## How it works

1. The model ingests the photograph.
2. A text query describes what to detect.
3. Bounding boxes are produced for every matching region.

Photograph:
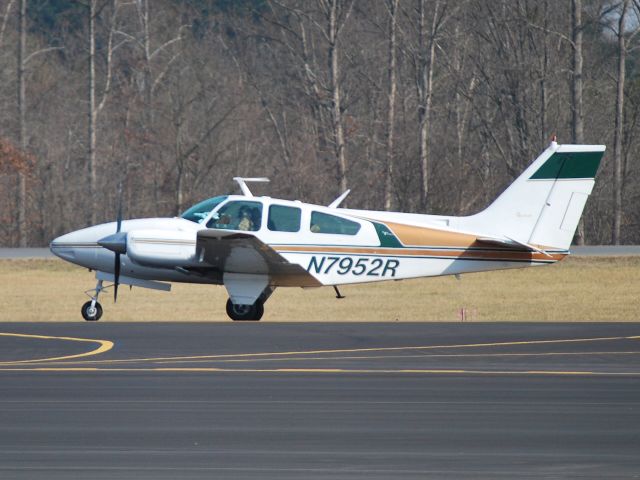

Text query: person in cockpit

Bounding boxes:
[237,206,254,231]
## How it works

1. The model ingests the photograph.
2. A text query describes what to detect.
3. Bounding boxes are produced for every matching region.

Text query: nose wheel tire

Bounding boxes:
[226,298,264,321]
[81,301,103,321]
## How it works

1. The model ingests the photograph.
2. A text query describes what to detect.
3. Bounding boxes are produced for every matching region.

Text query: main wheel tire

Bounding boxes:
[255,301,264,320]
[81,300,103,321]
[226,298,263,321]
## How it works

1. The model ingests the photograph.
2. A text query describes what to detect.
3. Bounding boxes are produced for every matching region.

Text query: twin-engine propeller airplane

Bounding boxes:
[51,140,605,321]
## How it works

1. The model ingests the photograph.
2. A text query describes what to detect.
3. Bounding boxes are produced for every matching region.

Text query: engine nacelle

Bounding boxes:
[127,229,198,267]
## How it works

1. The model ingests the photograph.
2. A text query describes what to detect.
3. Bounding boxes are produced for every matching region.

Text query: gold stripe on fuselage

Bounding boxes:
[273,245,565,263]
[382,220,479,248]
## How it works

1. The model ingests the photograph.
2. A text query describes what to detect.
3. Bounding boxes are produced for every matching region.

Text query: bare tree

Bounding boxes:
[414,0,445,211]
[87,0,129,224]
[446,20,478,213]
[612,0,630,244]
[571,0,585,147]
[572,0,586,244]
[320,0,354,195]
[16,0,26,246]
[0,0,16,49]
[383,0,398,210]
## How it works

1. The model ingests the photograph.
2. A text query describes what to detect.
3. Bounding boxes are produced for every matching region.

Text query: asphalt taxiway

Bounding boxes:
[0,322,639,479]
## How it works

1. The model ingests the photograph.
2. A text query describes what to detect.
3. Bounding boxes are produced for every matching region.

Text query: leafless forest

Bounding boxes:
[0,0,638,247]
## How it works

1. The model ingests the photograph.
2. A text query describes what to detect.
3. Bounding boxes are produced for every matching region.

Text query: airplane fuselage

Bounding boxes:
[51,196,562,288]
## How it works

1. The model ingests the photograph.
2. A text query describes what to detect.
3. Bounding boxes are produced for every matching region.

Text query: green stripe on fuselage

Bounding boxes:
[530,151,603,180]
[373,222,403,248]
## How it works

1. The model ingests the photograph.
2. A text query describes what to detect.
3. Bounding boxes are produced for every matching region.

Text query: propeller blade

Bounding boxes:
[113,182,124,303]
[114,252,120,303]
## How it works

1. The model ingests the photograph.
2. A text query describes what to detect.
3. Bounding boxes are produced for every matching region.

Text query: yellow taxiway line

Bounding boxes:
[0,367,638,376]
[36,334,639,366]
[0,332,638,376]
[0,332,114,365]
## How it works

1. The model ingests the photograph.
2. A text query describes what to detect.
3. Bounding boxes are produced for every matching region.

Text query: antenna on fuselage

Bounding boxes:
[233,177,270,197]
[328,189,350,208]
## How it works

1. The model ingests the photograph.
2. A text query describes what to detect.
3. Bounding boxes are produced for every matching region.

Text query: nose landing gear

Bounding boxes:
[81,300,103,321]
[81,279,105,321]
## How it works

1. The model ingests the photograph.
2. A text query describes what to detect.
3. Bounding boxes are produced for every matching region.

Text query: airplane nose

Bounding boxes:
[49,224,110,265]
[50,231,81,261]
[49,230,91,262]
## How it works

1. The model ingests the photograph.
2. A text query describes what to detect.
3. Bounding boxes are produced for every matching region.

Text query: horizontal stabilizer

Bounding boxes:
[476,236,553,257]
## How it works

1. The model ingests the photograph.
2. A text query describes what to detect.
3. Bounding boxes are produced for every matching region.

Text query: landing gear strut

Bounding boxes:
[81,279,104,321]
[226,298,264,321]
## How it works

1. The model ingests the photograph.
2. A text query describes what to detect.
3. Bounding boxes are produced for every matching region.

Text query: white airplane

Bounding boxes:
[51,139,605,321]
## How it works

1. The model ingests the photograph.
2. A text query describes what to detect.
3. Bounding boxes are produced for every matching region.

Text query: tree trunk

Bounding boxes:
[571,0,584,145]
[572,0,586,245]
[298,17,327,158]
[418,0,439,211]
[16,0,27,246]
[175,121,184,215]
[384,0,398,211]
[612,0,628,245]
[539,0,550,146]
[0,0,16,48]
[88,0,98,225]
[140,0,158,209]
[325,0,349,195]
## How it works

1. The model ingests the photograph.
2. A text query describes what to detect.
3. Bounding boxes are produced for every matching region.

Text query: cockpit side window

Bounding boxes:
[310,211,361,235]
[268,205,301,232]
[207,201,263,231]
[181,196,228,224]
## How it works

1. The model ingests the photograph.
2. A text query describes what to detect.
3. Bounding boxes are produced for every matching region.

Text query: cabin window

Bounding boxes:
[268,205,301,232]
[310,211,361,235]
[207,201,262,231]
[181,196,228,224]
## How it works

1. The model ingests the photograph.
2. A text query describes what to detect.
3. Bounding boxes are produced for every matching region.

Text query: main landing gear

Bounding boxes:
[225,298,264,321]
[225,288,272,321]
[81,279,105,321]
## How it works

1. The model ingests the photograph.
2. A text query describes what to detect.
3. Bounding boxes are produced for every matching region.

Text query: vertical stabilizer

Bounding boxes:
[464,141,605,250]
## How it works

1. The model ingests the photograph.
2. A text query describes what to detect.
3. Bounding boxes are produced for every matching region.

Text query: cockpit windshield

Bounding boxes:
[181,196,228,223]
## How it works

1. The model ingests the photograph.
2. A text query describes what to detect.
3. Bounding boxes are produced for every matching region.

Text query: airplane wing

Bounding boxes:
[195,229,322,287]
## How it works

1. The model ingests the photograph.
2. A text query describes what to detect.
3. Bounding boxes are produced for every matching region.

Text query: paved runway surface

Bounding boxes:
[0,322,639,479]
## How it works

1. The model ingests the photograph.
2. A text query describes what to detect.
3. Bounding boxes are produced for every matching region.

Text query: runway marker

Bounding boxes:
[0,333,113,365]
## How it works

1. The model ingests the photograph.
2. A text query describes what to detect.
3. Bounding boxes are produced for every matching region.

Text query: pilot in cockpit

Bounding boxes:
[237,206,254,231]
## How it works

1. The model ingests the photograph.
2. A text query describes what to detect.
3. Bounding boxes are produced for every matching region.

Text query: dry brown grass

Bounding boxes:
[0,256,638,321]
